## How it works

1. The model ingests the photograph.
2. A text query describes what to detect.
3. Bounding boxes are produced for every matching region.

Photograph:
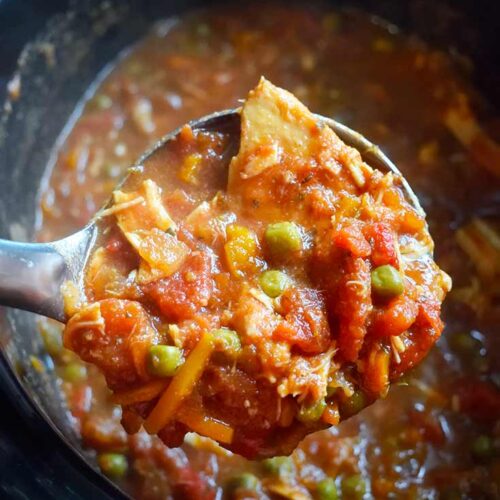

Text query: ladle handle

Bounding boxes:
[0,239,66,321]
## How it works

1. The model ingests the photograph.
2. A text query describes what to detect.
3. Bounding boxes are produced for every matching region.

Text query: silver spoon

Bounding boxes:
[0,110,422,322]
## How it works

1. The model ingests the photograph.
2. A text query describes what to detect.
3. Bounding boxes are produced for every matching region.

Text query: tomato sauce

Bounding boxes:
[37,5,499,499]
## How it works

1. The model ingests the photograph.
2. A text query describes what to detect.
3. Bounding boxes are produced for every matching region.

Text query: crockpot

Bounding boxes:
[0,0,498,497]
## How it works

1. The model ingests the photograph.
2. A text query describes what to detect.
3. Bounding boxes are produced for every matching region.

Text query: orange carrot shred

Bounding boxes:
[178,400,234,444]
[322,402,340,426]
[364,348,390,395]
[144,333,214,434]
[111,379,169,406]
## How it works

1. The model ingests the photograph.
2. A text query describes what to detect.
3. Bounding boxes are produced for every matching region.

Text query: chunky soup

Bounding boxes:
[61,78,449,460]
[35,4,499,499]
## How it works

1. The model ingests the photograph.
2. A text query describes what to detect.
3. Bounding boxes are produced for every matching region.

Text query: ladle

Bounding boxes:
[0,109,422,322]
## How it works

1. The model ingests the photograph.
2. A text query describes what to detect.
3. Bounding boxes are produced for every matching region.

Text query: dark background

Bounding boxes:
[0,1,65,102]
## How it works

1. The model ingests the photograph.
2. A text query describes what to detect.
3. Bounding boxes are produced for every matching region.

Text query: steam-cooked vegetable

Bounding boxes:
[212,328,242,356]
[225,224,261,277]
[371,265,404,298]
[147,345,184,378]
[62,79,448,461]
[341,474,366,500]
[144,333,215,434]
[177,399,234,444]
[98,453,128,478]
[259,270,290,298]
[39,4,497,497]
[297,398,327,423]
[316,478,338,500]
[265,222,303,256]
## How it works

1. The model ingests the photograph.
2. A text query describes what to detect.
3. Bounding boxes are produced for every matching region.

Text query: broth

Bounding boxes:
[37,4,499,499]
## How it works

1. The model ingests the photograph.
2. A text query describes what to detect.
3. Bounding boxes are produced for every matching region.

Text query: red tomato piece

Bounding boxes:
[144,251,214,321]
[332,220,371,257]
[369,295,419,339]
[64,299,157,390]
[336,257,372,361]
[364,222,399,267]
[390,301,444,376]
[273,288,331,354]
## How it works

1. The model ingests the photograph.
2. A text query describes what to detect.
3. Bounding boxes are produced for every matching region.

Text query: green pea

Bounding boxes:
[226,473,259,493]
[341,474,366,500]
[297,398,327,423]
[340,391,366,418]
[95,94,112,110]
[259,270,290,298]
[316,477,338,500]
[40,321,63,357]
[212,328,242,357]
[62,363,87,383]
[261,456,293,477]
[265,222,303,256]
[98,453,128,478]
[371,265,404,298]
[471,435,492,460]
[147,345,184,378]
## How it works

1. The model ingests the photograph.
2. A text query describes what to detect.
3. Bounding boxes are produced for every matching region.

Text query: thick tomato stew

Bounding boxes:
[35,5,499,499]
[62,78,450,459]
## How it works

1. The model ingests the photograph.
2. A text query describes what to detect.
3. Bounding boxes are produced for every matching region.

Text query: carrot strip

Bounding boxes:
[322,402,340,426]
[144,333,214,434]
[178,402,234,444]
[364,348,390,395]
[111,379,168,406]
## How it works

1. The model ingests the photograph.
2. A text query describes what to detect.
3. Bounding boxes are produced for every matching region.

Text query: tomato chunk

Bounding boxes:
[336,257,372,361]
[390,302,444,376]
[332,220,371,257]
[273,288,331,354]
[369,295,419,339]
[64,299,158,390]
[145,251,214,321]
[364,222,399,268]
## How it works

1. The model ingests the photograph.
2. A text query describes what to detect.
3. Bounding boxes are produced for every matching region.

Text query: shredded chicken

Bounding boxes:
[99,196,145,217]
[278,349,334,403]
[228,77,372,188]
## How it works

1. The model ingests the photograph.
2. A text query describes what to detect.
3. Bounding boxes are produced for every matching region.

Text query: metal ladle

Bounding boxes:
[0,110,422,322]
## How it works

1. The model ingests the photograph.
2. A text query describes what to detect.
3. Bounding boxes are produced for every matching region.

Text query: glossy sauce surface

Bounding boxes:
[37,5,499,499]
